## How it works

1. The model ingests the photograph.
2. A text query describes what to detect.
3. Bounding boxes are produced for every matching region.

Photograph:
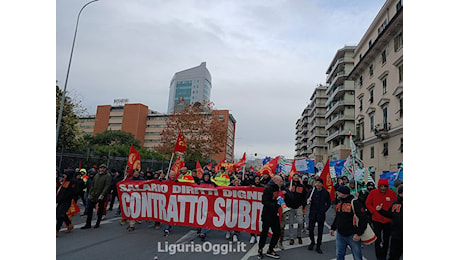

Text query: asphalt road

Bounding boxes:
[56,202,394,260]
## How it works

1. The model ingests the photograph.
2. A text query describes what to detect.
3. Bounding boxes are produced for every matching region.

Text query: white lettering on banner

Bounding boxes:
[130,192,141,218]
[197,196,208,225]
[225,199,238,228]
[238,200,251,229]
[167,195,179,222]
[119,183,168,192]
[178,195,198,223]
[213,198,225,227]
[222,190,263,200]
[251,201,263,231]
[172,185,219,196]
[121,193,131,217]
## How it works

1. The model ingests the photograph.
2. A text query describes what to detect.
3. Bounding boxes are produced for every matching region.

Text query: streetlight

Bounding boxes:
[56,0,100,149]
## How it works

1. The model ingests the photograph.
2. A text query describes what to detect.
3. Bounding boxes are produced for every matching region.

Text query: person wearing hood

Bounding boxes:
[376,185,403,260]
[197,171,217,241]
[365,178,397,260]
[258,175,284,259]
[56,169,77,236]
[81,164,112,230]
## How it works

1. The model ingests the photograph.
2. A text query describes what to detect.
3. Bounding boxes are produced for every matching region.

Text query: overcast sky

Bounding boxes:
[56,0,386,160]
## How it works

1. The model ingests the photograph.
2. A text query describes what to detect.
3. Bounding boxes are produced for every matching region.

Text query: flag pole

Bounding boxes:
[166,152,175,179]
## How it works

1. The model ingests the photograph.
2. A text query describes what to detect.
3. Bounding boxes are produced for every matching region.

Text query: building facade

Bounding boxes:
[325,46,356,160]
[77,102,236,162]
[305,85,328,163]
[348,0,403,175]
[167,62,212,114]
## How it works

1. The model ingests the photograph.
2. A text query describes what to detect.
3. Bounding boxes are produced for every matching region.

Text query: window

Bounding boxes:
[369,64,374,77]
[398,64,403,83]
[383,142,389,156]
[394,32,403,52]
[370,146,375,159]
[368,39,373,48]
[369,89,374,104]
[399,97,403,117]
[359,97,363,111]
[382,77,387,94]
[218,115,224,121]
[359,75,363,87]
[399,138,403,152]
[381,50,387,64]
[370,114,374,131]
[360,150,363,160]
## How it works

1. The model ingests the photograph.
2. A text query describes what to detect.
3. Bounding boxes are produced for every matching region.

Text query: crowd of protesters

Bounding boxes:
[57,163,402,260]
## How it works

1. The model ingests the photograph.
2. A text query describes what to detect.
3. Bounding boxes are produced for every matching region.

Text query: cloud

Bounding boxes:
[56,0,386,159]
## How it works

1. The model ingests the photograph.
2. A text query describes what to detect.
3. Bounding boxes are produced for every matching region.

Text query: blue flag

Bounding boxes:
[330,160,345,177]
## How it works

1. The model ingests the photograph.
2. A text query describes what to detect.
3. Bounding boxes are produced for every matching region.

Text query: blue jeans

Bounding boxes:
[336,232,362,260]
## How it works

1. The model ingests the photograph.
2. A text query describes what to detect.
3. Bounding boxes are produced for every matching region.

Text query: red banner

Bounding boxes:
[117,180,265,234]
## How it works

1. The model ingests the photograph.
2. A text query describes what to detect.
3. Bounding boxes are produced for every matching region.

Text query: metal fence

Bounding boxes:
[56,150,201,174]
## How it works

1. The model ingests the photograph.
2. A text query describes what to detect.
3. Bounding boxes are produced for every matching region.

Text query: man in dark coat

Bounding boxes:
[81,164,112,229]
[56,169,76,236]
[284,173,308,246]
[258,175,283,259]
[306,178,331,254]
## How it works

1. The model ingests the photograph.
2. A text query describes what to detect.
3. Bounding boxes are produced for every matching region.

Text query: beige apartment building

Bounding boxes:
[295,107,311,159]
[77,102,237,162]
[348,0,403,176]
[305,85,328,163]
[325,46,356,160]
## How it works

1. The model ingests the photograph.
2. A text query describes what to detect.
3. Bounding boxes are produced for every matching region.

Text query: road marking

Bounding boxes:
[59,216,121,231]
[174,230,198,244]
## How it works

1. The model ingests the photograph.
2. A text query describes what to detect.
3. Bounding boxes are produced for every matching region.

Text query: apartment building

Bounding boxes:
[348,0,403,175]
[77,102,236,162]
[295,108,312,159]
[306,85,328,163]
[325,46,357,160]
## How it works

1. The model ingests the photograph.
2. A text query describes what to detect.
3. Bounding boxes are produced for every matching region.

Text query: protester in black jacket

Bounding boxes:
[109,170,124,211]
[73,171,86,206]
[306,178,331,254]
[330,186,369,260]
[284,173,308,246]
[258,175,284,259]
[56,169,76,236]
[377,185,403,260]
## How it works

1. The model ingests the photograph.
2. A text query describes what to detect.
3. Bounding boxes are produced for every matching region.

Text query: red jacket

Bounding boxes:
[365,178,397,223]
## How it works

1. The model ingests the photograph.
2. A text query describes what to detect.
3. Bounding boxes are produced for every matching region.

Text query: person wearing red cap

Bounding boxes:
[365,178,397,260]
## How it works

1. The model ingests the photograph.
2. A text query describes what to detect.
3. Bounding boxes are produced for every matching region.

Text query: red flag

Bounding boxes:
[233,153,246,169]
[127,144,141,178]
[256,156,279,177]
[196,160,204,179]
[221,162,235,173]
[215,158,225,173]
[170,155,185,180]
[288,159,297,182]
[204,163,212,171]
[319,159,335,202]
[250,165,255,172]
[173,130,187,154]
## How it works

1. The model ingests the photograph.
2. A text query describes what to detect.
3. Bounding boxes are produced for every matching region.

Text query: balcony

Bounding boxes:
[325,129,347,143]
[326,84,355,105]
[325,114,355,130]
[374,122,391,139]
[325,99,355,118]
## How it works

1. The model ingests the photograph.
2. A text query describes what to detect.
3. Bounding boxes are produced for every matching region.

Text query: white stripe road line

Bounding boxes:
[175,230,198,244]
[59,216,122,232]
